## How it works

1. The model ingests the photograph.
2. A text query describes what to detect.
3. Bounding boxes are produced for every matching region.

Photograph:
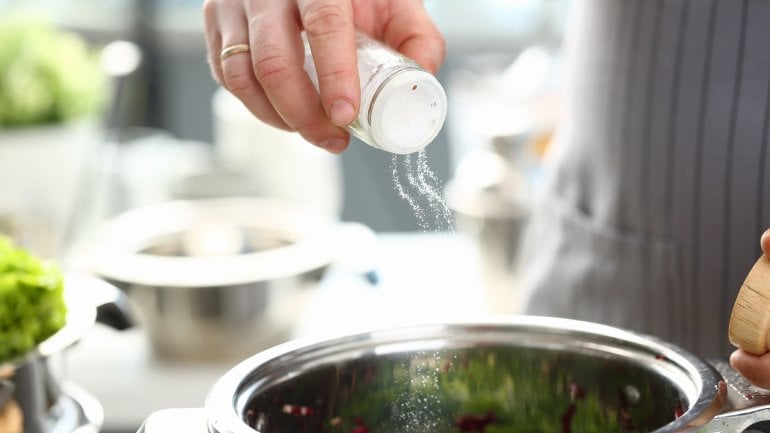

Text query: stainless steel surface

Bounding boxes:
[88,197,365,361]
[706,360,770,432]
[53,381,106,433]
[445,132,534,314]
[0,378,105,433]
[0,274,133,433]
[136,317,770,433]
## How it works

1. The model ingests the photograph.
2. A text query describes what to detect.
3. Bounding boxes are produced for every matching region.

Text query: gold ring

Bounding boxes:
[220,44,250,61]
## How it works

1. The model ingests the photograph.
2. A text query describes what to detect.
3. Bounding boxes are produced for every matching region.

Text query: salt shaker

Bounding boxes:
[303,30,447,154]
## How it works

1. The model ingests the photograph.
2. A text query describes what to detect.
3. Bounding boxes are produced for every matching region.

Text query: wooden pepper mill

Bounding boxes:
[729,254,770,355]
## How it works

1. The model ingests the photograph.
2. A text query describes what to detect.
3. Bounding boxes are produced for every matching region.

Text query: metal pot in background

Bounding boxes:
[445,131,542,314]
[137,317,770,433]
[0,274,133,433]
[212,87,344,218]
[86,197,377,361]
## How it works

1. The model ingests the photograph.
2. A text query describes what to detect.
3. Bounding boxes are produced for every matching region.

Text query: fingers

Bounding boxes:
[380,0,446,74]
[246,0,350,152]
[206,0,289,131]
[203,0,442,153]
[202,0,224,85]
[730,349,770,389]
[298,0,359,128]
[204,0,350,152]
[762,228,770,255]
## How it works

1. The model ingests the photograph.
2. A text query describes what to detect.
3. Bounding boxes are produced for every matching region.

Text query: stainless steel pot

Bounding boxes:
[0,274,133,433]
[137,317,770,433]
[88,197,376,361]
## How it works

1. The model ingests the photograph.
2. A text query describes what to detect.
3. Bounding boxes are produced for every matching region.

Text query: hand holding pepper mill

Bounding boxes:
[728,229,770,388]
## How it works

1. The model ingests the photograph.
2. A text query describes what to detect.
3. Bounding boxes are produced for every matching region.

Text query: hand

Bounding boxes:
[729,228,770,388]
[203,0,445,153]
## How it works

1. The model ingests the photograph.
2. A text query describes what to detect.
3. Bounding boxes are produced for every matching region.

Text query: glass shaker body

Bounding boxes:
[303,31,447,154]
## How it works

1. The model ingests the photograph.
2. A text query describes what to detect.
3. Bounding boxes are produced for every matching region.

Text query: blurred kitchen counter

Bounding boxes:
[65,231,495,433]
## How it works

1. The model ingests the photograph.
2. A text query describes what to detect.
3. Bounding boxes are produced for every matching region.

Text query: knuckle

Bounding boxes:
[222,68,254,94]
[316,66,351,83]
[302,3,347,37]
[253,53,292,90]
[293,119,343,147]
[290,117,319,134]
[292,115,334,140]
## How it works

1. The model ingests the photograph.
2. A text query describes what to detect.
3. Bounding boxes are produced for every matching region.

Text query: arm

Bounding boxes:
[202,0,445,153]
[729,229,770,388]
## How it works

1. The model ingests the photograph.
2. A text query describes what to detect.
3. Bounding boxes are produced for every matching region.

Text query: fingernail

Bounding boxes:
[329,100,356,127]
[319,138,347,153]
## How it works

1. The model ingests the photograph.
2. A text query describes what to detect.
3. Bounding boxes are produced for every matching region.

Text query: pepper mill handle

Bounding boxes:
[729,255,770,355]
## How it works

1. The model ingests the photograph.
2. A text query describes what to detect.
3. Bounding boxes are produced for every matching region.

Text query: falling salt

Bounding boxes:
[391,150,455,232]
[390,353,446,433]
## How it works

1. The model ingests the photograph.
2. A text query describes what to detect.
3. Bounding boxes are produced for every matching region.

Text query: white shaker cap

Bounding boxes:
[368,69,447,154]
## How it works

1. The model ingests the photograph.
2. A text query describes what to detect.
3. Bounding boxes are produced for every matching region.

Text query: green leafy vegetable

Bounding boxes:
[0,20,106,127]
[0,235,67,363]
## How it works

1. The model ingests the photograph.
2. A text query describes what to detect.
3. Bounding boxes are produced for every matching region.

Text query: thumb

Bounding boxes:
[730,349,770,389]
[382,4,446,74]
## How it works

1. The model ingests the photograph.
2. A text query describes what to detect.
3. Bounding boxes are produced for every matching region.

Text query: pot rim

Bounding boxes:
[202,316,725,433]
[90,197,341,287]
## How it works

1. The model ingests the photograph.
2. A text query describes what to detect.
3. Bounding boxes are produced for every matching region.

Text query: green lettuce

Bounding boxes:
[0,20,106,127]
[0,235,67,363]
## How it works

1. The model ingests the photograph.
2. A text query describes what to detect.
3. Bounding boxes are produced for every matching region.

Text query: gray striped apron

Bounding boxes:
[517,0,770,358]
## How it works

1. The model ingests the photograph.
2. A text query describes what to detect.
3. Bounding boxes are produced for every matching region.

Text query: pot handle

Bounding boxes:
[136,408,207,433]
[703,358,770,431]
[65,273,136,330]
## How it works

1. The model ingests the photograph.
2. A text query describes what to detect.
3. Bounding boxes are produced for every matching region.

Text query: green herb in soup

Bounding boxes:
[245,346,687,433]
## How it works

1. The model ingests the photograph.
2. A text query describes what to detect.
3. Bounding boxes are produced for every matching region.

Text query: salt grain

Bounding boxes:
[391,151,455,232]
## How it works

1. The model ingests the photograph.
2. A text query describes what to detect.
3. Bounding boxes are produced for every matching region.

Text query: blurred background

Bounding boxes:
[0,1,570,432]
[0,0,569,235]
